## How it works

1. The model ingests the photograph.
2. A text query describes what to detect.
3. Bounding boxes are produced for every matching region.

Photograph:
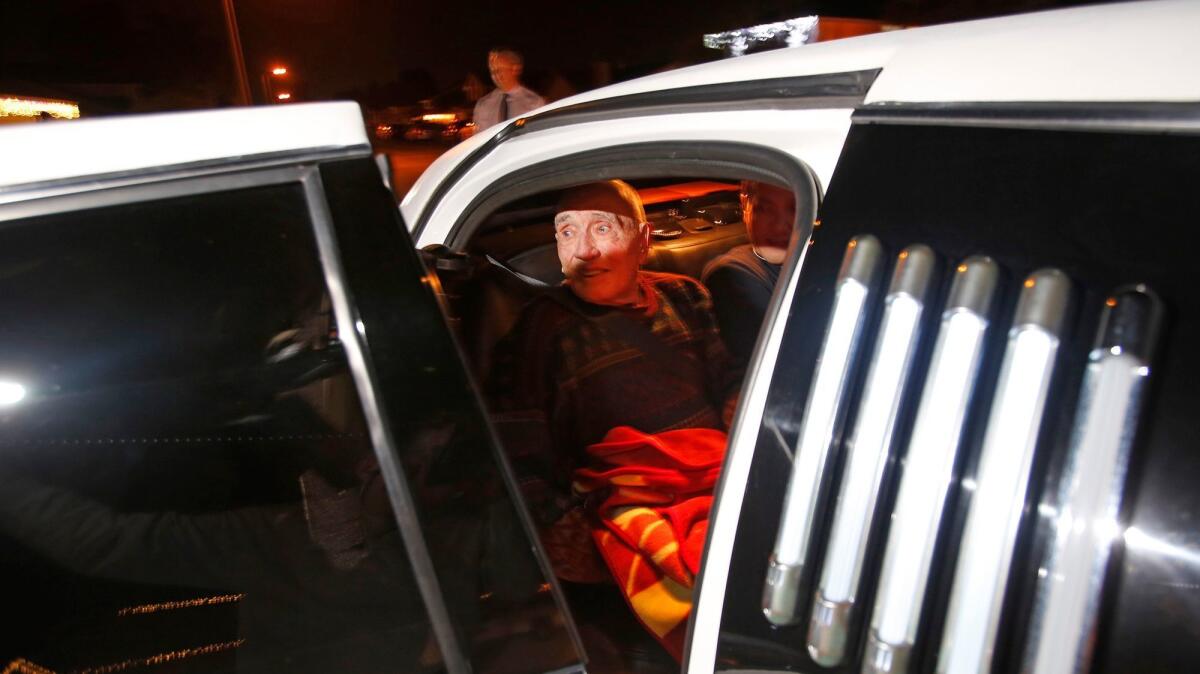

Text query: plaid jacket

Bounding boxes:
[487,271,740,527]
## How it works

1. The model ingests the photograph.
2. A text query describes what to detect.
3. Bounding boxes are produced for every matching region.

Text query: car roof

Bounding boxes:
[545,0,1200,109]
[4,2,1196,199]
[0,101,369,193]
[402,0,1199,220]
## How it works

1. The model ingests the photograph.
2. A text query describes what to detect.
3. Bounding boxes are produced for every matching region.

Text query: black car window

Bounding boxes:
[0,183,435,673]
[316,158,586,674]
[714,121,1200,674]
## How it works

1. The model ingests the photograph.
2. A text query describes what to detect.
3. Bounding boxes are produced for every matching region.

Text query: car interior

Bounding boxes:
[423,173,814,672]
[433,178,764,381]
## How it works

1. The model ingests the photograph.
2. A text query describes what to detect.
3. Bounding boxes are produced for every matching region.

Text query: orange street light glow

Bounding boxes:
[276,93,292,100]
[271,67,288,75]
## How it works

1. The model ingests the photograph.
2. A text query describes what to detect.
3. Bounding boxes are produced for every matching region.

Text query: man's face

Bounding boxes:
[555,209,649,306]
[488,52,521,91]
[742,183,795,265]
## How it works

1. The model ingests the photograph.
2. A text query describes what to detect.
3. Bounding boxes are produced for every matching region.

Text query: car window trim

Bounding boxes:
[852,101,1200,134]
[412,68,879,239]
[0,164,310,224]
[324,158,593,669]
[0,145,371,208]
[513,69,880,132]
[442,141,820,251]
[300,169,471,674]
[686,172,816,674]
[0,166,471,674]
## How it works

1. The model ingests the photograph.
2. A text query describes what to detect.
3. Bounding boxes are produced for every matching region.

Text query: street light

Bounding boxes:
[220,2,293,106]
[262,65,292,103]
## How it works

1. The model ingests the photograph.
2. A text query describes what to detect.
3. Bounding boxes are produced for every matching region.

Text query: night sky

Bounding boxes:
[2,0,1094,115]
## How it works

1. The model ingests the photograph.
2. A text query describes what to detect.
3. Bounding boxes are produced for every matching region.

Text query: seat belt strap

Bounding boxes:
[484,255,700,375]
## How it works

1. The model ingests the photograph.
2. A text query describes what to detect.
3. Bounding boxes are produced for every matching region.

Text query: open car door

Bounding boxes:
[0,148,585,674]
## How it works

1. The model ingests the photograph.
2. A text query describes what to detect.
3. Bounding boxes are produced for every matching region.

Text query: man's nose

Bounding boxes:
[573,232,601,260]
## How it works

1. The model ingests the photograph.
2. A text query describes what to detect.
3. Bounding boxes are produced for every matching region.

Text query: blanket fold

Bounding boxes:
[574,426,727,660]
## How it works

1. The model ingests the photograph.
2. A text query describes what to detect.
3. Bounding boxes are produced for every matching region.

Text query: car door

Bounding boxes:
[404,69,880,250]
[0,152,584,674]
[393,69,888,674]
[695,103,1200,674]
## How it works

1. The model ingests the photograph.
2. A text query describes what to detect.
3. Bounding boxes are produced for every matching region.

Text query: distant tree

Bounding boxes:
[394,69,437,105]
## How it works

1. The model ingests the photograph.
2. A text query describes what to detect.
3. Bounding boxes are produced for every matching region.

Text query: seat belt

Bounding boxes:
[484,254,701,374]
[484,254,555,290]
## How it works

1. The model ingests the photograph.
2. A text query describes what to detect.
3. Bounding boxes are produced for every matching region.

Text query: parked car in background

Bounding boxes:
[402,111,472,143]
[374,121,396,139]
[364,104,415,141]
[2,2,1198,673]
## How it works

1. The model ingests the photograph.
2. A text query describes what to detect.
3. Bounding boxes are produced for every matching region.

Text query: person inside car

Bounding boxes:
[701,180,796,368]
[486,179,740,659]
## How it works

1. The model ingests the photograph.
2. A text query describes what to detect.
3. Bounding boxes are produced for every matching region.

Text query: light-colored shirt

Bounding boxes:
[472,85,546,131]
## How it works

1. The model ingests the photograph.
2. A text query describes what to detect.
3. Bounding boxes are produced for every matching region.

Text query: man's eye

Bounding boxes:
[558,229,573,238]
[597,224,611,234]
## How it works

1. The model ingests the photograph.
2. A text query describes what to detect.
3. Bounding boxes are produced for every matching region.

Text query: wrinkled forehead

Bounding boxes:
[557,183,644,222]
[554,209,634,229]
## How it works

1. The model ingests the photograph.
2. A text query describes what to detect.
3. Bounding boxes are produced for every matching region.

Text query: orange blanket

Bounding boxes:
[573,426,727,660]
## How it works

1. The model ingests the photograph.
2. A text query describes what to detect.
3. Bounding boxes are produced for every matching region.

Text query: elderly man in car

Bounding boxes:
[487,179,739,659]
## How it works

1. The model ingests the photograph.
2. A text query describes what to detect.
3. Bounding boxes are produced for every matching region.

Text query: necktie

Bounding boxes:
[499,94,509,121]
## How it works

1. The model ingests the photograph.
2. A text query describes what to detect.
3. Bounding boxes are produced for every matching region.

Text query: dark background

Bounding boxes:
[2,0,1102,116]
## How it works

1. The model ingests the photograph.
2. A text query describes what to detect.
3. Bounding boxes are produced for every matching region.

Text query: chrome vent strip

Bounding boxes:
[864,256,999,674]
[1024,285,1163,674]
[763,235,885,626]
[808,245,936,666]
[937,269,1072,674]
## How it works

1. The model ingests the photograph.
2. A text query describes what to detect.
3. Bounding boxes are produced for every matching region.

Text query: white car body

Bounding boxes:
[390,5,1199,670]
[2,2,1198,673]
[404,0,1200,249]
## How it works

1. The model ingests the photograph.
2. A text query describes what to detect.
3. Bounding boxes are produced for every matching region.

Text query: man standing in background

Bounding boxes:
[472,47,545,131]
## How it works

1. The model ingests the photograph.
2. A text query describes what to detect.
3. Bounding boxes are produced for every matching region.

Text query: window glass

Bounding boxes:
[0,184,434,673]
[318,159,586,674]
